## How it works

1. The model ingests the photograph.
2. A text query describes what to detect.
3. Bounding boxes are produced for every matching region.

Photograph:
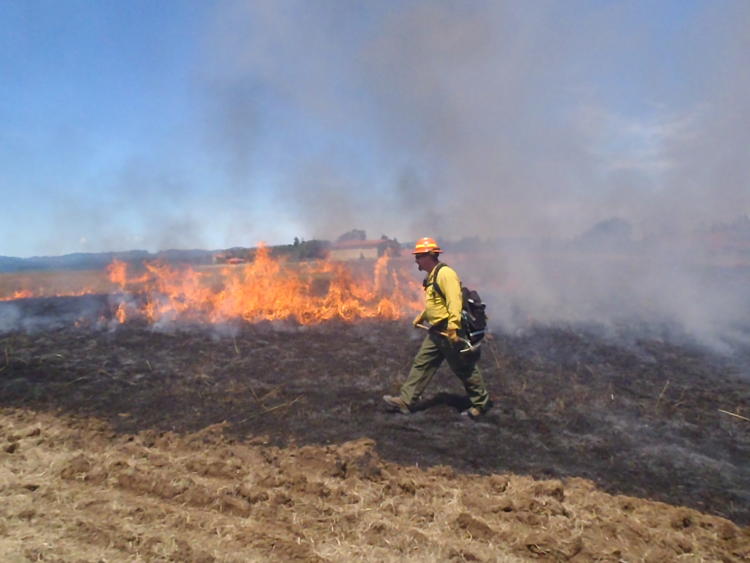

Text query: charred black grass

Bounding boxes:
[1,298,749,525]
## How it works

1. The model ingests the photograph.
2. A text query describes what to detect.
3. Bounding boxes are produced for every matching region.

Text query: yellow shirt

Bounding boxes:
[423,263,462,332]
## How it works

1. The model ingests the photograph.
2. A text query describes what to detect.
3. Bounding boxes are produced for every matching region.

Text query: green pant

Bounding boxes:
[400,333,490,411]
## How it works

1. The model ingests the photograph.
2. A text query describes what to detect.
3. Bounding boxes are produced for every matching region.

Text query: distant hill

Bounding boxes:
[0,256,27,273]
[0,249,216,273]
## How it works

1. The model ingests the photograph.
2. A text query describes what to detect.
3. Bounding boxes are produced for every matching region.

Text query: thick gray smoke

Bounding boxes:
[4,2,747,352]
[202,0,749,238]
[199,1,750,350]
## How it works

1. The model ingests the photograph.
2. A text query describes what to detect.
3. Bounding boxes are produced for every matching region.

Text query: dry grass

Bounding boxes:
[0,269,115,299]
[1,408,747,562]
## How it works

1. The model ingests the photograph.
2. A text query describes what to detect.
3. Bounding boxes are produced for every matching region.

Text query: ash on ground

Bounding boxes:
[1,295,749,526]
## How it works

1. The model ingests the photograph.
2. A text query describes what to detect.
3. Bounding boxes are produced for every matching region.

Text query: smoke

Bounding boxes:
[469,244,750,354]
[4,2,748,351]
[0,296,110,334]
[196,1,750,350]
[201,1,748,241]
[0,303,22,333]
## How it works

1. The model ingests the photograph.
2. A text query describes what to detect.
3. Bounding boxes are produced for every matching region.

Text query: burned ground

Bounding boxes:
[1,295,750,560]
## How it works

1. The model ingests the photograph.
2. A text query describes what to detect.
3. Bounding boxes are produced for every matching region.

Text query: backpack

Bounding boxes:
[429,264,488,345]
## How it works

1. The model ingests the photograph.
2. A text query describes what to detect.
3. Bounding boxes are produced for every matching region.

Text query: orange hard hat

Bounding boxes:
[412,237,442,254]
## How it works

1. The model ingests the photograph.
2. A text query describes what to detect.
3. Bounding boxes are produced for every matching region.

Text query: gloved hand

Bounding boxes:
[412,311,425,327]
[446,328,462,343]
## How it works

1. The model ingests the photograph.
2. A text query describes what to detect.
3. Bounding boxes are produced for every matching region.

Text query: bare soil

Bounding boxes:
[1,295,750,561]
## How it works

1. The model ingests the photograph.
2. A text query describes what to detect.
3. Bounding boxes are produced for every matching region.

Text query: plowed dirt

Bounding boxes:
[1,295,749,561]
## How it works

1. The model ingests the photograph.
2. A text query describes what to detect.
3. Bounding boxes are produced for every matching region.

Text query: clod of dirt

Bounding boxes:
[0,407,749,561]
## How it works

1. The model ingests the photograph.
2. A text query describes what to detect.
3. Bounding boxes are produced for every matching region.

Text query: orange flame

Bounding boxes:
[0,289,34,302]
[107,245,421,325]
[0,247,422,325]
[0,287,103,301]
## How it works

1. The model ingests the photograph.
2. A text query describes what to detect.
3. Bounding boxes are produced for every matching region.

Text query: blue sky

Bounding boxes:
[1,0,748,257]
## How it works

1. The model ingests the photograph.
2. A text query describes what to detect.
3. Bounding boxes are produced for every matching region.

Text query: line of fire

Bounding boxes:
[0,234,423,328]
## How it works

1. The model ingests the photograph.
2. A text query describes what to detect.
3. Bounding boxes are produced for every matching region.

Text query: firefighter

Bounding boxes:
[383,237,491,419]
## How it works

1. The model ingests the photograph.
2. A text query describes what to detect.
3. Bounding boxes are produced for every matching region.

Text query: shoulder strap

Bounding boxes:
[428,263,447,301]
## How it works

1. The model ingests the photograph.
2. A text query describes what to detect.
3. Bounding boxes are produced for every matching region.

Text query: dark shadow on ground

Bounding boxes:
[411,392,472,413]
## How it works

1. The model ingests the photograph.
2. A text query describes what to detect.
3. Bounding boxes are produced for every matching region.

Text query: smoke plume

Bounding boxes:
[198,0,750,350]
